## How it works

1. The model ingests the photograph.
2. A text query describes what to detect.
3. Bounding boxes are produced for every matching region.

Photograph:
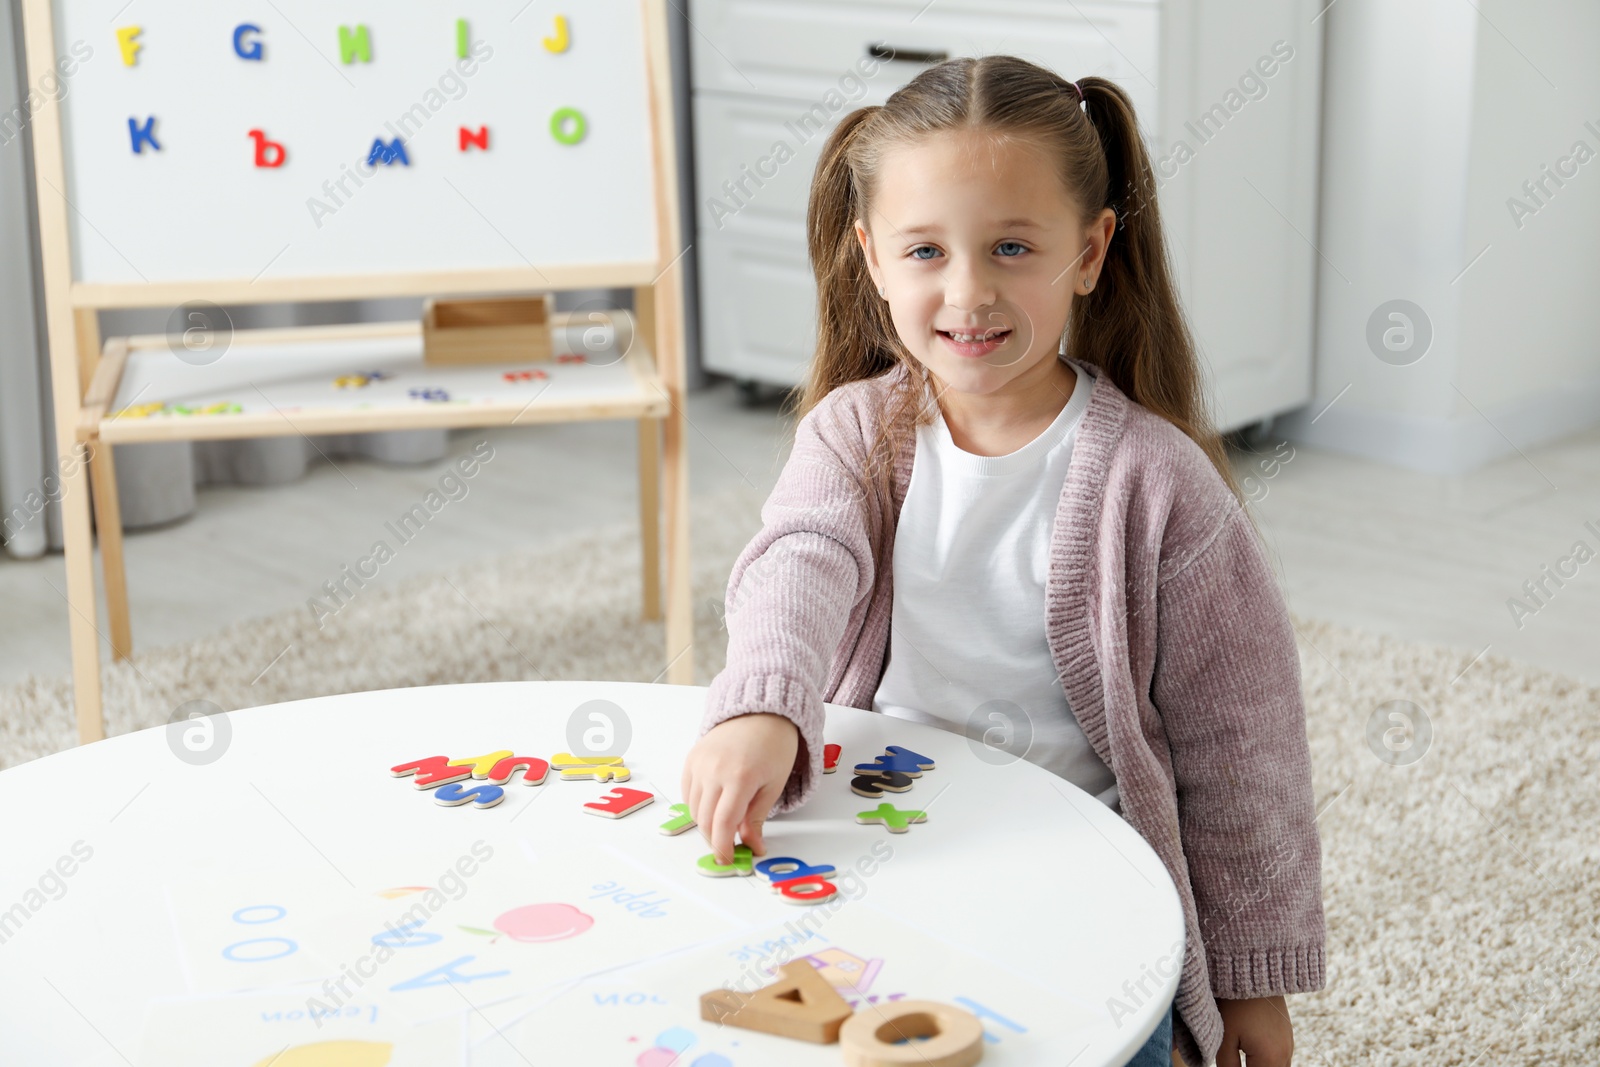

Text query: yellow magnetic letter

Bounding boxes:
[116,26,142,66]
[543,15,569,54]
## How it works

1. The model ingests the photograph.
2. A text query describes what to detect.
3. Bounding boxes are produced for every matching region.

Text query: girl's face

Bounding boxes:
[854,128,1115,402]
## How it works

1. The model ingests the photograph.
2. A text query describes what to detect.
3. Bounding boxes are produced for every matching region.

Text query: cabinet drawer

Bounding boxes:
[687,0,1159,128]
[696,227,817,384]
[693,93,840,236]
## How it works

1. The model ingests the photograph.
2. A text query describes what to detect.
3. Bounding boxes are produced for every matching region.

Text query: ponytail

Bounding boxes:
[1067,76,1248,514]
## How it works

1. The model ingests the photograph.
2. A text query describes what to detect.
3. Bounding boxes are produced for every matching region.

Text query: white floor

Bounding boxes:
[1,377,1596,692]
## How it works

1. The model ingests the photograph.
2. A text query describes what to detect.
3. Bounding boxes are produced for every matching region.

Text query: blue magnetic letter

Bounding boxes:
[234,24,263,60]
[128,116,160,153]
[367,137,410,166]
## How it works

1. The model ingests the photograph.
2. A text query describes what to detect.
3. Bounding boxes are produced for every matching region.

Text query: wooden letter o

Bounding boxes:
[839,999,985,1067]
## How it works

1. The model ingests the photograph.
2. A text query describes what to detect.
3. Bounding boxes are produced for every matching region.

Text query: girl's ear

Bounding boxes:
[854,217,881,290]
[1079,207,1117,285]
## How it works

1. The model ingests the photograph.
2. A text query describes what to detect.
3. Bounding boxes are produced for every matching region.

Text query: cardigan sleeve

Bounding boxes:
[700,397,878,815]
[1151,505,1328,1000]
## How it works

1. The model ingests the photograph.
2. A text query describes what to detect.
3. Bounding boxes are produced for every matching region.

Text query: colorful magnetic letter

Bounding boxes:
[368,138,410,166]
[456,18,470,59]
[700,960,854,1043]
[550,753,629,782]
[582,787,655,819]
[233,23,263,60]
[445,751,515,778]
[771,875,837,905]
[542,15,570,53]
[248,129,286,168]
[849,771,915,798]
[855,802,927,833]
[128,117,159,154]
[696,844,754,877]
[338,25,372,64]
[549,107,586,146]
[486,756,550,786]
[755,857,836,884]
[823,743,841,773]
[390,755,472,789]
[853,745,936,777]
[459,126,489,152]
[116,26,142,66]
[434,782,506,808]
[658,802,695,835]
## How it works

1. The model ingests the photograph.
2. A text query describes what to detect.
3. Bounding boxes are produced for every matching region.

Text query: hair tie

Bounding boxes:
[1070,80,1086,110]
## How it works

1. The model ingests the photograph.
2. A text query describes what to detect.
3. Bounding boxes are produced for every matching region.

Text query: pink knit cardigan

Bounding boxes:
[701,358,1327,1067]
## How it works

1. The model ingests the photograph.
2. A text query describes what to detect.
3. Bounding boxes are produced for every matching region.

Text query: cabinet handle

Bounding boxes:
[867,42,949,65]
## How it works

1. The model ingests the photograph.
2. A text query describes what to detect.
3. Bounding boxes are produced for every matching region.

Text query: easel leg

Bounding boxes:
[662,388,693,685]
[637,416,662,621]
[88,441,133,661]
[59,452,106,742]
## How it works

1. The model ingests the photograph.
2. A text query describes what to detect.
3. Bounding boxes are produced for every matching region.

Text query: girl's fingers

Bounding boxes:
[740,779,782,857]
[693,783,719,851]
[710,785,748,867]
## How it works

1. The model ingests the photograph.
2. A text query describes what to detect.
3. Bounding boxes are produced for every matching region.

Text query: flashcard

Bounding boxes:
[491,904,1106,1065]
[301,851,743,1025]
[164,873,361,996]
[135,990,464,1067]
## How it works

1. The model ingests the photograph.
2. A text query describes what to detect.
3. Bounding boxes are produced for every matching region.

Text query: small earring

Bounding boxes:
[878,285,886,298]
[1083,276,1094,292]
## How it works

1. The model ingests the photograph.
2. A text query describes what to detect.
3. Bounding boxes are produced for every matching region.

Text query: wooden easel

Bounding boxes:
[21,0,695,744]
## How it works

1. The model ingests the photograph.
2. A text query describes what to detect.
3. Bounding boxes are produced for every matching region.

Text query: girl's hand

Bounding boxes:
[1215,995,1293,1067]
[681,712,800,866]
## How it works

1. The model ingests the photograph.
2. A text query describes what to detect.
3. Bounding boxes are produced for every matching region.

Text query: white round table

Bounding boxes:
[0,680,1183,1066]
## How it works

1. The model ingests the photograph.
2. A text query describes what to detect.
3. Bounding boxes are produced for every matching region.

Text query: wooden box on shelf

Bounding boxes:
[422,293,553,365]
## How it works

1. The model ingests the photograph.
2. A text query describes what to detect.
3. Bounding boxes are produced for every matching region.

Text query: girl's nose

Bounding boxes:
[943,257,998,311]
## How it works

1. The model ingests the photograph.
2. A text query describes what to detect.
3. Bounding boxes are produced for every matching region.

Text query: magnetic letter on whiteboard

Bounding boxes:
[234,24,263,61]
[367,138,410,166]
[339,25,372,64]
[116,26,142,67]
[128,116,159,154]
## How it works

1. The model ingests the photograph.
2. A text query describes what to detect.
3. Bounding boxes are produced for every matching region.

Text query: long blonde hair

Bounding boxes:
[795,55,1247,550]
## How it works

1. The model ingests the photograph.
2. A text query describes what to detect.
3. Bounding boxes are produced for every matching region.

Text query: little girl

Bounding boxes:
[682,56,1325,1067]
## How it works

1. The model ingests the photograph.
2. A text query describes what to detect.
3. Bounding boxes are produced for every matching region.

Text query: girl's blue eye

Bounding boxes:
[996,241,1027,257]
[910,246,939,261]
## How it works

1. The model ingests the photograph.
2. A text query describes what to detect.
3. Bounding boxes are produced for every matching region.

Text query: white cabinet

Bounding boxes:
[687,0,1320,431]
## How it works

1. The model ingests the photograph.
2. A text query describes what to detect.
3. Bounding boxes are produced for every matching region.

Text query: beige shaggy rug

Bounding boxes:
[1,484,1595,1064]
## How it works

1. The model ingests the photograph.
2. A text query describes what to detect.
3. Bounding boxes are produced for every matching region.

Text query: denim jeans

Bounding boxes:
[1121,994,1175,1067]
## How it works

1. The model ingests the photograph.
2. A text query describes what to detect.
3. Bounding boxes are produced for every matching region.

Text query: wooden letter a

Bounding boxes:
[700,960,853,1044]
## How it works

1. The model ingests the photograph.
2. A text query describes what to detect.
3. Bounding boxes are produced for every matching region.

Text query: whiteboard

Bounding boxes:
[50,1,660,285]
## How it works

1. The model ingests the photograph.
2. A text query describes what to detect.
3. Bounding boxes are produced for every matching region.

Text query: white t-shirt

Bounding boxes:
[871,356,1121,811]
